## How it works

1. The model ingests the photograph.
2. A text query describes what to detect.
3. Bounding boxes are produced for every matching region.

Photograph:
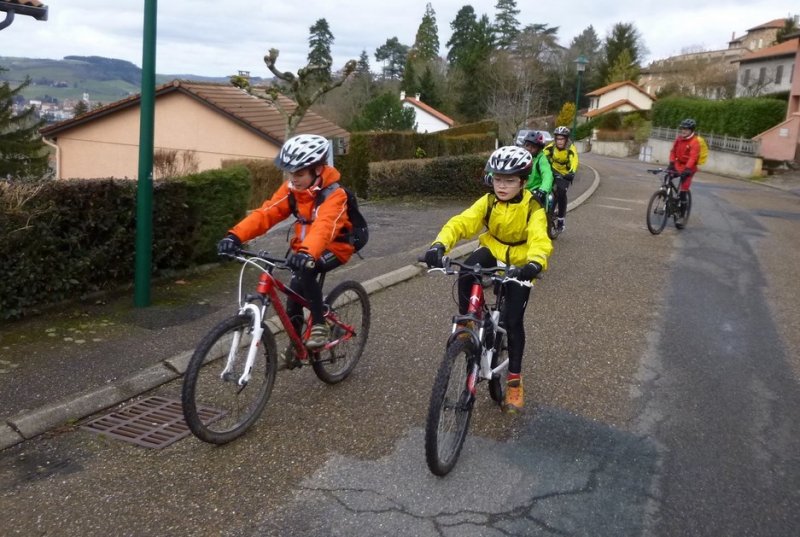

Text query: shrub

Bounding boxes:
[368,153,490,199]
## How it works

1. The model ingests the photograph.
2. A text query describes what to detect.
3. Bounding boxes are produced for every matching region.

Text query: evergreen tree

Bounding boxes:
[375,37,409,80]
[493,0,520,49]
[418,65,442,109]
[356,50,372,78]
[72,99,89,117]
[456,14,495,121]
[0,73,49,180]
[401,59,418,95]
[606,48,639,83]
[307,18,334,83]
[776,15,799,43]
[599,22,647,85]
[413,3,440,62]
[446,6,478,67]
[349,92,416,131]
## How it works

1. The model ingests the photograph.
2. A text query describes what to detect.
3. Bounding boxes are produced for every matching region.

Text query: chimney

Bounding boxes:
[415,93,421,101]
[400,90,406,100]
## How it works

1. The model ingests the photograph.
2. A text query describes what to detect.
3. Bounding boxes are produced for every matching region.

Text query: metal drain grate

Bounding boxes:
[80,395,225,448]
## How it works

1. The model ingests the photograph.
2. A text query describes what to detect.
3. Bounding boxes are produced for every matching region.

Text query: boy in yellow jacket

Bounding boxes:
[423,146,553,413]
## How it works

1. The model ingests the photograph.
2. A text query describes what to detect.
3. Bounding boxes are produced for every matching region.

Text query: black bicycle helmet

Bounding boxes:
[523,131,547,148]
[485,146,533,178]
[679,118,697,131]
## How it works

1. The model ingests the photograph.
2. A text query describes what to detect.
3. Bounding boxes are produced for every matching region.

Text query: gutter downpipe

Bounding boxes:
[41,137,59,179]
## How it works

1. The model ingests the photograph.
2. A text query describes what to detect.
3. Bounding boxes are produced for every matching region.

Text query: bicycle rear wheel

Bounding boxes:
[425,338,477,476]
[182,313,277,444]
[546,207,561,240]
[675,190,692,229]
[646,190,669,235]
[312,280,370,384]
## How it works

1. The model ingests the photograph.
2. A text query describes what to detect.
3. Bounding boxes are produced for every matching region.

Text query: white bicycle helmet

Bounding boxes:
[485,146,533,177]
[274,134,330,172]
[554,126,571,138]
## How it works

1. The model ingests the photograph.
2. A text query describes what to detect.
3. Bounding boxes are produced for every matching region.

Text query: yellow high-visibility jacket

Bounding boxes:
[432,190,552,269]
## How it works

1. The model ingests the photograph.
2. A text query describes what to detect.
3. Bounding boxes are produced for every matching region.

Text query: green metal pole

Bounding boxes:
[134,0,157,307]
[572,70,583,135]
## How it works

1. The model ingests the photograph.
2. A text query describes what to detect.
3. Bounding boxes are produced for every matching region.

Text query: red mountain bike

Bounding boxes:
[181,249,370,444]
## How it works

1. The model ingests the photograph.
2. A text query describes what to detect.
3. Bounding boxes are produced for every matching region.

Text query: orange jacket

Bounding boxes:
[229,166,354,263]
[669,134,700,174]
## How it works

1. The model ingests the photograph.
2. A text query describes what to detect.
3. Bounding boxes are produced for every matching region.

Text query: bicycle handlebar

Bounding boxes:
[221,249,315,271]
[419,256,534,287]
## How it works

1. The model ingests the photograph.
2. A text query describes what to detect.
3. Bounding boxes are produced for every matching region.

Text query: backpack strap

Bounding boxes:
[288,182,339,224]
[483,193,535,247]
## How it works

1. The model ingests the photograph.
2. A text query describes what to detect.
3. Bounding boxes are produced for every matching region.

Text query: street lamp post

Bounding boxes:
[572,55,589,136]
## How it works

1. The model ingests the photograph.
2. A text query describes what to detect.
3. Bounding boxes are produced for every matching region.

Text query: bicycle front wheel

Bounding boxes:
[646,190,669,235]
[425,338,477,476]
[312,280,371,384]
[546,208,561,240]
[182,313,277,444]
[675,190,692,229]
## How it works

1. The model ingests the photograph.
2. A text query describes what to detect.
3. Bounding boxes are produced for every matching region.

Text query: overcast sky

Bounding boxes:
[0,0,796,77]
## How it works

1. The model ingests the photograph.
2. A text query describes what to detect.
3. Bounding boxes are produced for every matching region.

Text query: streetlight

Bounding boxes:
[572,55,589,137]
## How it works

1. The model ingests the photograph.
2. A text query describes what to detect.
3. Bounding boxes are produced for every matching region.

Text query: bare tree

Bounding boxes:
[261,48,357,138]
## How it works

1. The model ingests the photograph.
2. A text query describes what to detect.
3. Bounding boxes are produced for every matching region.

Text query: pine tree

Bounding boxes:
[418,65,442,109]
[600,23,647,85]
[446,6,478,67]
[0,74,49,180]
[375,37,409,80]
[355,50,372,78]
[412,3,440,62]
[73,99,89,117]
[308,18,334,84]
[493,0,520,49]
[401,58,418,94]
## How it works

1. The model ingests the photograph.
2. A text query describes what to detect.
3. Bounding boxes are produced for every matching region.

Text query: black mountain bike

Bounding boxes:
[646,168,692,235]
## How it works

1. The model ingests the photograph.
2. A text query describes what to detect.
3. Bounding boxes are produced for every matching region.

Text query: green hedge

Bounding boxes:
[368,153,491,199]
[0,166,251,320]
[652,96,786,137]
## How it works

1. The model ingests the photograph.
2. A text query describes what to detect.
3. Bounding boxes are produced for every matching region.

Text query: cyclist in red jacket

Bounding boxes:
[669,118,700,219]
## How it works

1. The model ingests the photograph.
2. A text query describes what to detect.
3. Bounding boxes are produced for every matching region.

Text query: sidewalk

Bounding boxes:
[0,168,602,450]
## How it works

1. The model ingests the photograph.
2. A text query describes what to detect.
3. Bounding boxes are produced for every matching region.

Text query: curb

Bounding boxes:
[0,170,600,451]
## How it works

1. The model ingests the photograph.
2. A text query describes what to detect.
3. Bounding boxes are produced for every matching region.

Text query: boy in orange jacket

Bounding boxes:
[217,134,354,350]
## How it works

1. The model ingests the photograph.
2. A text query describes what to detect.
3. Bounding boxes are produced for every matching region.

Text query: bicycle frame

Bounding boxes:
[223,251,356,386]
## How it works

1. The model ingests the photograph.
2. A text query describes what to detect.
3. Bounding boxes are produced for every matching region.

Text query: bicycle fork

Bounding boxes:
[221,302,266,387]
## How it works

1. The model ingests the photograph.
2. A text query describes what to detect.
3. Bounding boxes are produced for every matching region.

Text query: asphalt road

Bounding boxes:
[1,155,799,536]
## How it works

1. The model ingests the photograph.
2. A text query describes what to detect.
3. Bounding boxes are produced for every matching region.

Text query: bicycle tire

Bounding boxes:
[675,190,692,229]
[425,338,477,476]
[646,190,669,235]
[546,208,561,240]
[182,313,277,444]
[312,280,370,384]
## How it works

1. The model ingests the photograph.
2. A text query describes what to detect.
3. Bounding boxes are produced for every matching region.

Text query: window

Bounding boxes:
[758,67,766,85]
[776,65,784,85]
[744,69,750,85]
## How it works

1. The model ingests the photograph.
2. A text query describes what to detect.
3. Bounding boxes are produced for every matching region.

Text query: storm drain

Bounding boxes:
[80,395,225,448]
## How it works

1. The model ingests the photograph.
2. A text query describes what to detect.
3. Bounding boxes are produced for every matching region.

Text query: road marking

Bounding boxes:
[595,204,633,211]
[601,197,645,204]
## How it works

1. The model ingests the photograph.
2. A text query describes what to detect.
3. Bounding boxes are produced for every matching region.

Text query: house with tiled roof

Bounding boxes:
[400,91,454,133]
[39,80,349,179]
[582,81,656,119]
[729,18,788,52]
[733,37,799,97]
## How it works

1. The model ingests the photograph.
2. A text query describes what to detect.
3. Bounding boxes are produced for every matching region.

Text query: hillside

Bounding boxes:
[0,55,264,105]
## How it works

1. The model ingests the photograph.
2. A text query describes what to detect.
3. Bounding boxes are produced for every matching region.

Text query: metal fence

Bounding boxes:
[650,126,760,156]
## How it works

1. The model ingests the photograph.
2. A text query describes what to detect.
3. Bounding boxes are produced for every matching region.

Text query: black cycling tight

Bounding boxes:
[286,250,342,332]
[458,247,531,375]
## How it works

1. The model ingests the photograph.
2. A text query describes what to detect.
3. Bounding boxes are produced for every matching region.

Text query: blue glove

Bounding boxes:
[531,189,547,206]
[287,251,314,271]
[217,234,241,256]
[424,243,445,268]
[508,262,542,282]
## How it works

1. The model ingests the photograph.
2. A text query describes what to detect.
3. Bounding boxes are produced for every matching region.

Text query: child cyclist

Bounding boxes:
[543,126,579,231]
[521,131,554,208]
[217,134,355,352]
[423,146,553,413]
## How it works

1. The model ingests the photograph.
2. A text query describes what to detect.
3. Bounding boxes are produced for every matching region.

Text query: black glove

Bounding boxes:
[287,251,314,271]
[666,162,676,172]
[217,233,241,256]
[508,262,542,282]
[680,170,691,179]
[424,243,445,268]
[564,172,575,182]
[531,189,547,206]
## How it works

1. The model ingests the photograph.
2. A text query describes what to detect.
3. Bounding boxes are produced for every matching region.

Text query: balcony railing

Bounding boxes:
[650,126,760,156]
